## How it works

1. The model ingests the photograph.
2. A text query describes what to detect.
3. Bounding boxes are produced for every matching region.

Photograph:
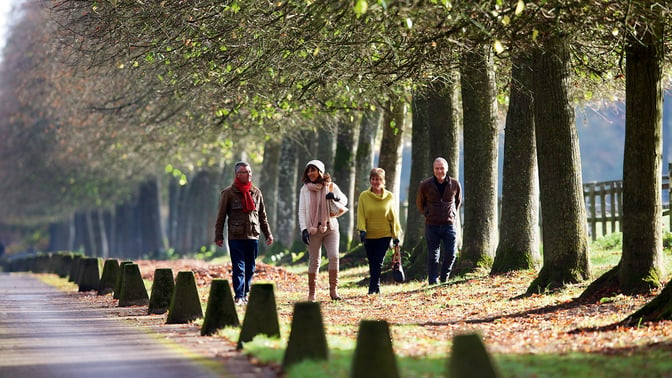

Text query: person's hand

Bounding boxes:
[393,238,400,246]
[326,192,339,201]
[215,239,223,248]
[266,235,274,246]
[359,230,367,245]
[302,229,310,245]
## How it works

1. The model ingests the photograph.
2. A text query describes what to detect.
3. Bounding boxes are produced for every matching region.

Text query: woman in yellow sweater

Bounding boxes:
[357,168,403,294]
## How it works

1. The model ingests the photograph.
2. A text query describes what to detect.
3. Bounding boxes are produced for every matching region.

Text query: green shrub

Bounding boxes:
[663,231,672,253]
[593,232,622,250]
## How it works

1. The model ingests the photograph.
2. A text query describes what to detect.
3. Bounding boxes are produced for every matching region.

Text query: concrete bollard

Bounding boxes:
[201,279,239,336]
[118,263,149,307]
[166,271,203,324]
[282,301,329,371]
[448,333,500,378]
[78,257,102,292]
[98,259,120,295]
[148,268,175,315]
[351,320,400,378]
[237,283,280,349]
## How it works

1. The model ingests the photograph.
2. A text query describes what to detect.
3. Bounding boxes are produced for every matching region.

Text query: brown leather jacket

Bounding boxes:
[214,184,272,241]
[416,176,461,225]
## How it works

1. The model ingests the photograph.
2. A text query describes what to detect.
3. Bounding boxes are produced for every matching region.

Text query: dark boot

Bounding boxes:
[329,270,341,300]
[308,272,317,302]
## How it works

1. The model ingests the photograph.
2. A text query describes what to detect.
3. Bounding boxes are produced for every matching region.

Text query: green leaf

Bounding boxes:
[354,0,368,16]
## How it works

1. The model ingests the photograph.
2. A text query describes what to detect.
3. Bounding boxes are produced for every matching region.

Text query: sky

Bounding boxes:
[0,0,19,54]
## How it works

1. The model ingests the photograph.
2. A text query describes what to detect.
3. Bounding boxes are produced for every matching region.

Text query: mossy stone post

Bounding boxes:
[68,255,82,283]
[237,283,281,350]
[148,268,175,315]
[350,320,399,378]
[98,259,120,295]
[78,257,102,292]
[118,264,149,307]
[448,333,500,378]
[282,302,329,371]
[166,271,203,324]
[201,279,239,336]
[114,261,134,299]
[58,252,73,278]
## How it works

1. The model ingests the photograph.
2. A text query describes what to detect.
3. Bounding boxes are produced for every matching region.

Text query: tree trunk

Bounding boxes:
[427,72,462,247]
[260,138,281,238]
[618,8,664,293]
[186,170,218,253]
[73,212,87,253]
[317,123,336,170]
[459,44,499,270]
[333,116,359,249]
[583,3,664,299]
[354,109,381,239]
[379,95,406,198]
[527,36,590,294]
[48,214,75,252]
[492,52,540,274]
[138,177,166,257]
[96,208,109,259]
[405,88,432,279]
[276,135,299,249]
[167,176,179,250]
[428,73,461,180]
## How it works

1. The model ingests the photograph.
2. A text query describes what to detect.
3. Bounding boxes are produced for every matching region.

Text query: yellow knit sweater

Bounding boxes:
[356,188,402,239]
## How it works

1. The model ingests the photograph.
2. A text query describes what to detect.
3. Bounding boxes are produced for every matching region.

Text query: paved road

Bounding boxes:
[0,273,228,378]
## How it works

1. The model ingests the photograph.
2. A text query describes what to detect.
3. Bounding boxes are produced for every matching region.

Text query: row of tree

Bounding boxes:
[0,1,671,305]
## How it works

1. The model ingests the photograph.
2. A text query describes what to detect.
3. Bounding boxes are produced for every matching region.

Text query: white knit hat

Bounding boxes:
[305,159,325,174]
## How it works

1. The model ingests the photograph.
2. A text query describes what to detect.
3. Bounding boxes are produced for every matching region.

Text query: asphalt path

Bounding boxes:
[0,273,229,378]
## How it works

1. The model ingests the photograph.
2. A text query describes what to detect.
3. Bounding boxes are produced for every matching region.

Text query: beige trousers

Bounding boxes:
[307,227,340,274]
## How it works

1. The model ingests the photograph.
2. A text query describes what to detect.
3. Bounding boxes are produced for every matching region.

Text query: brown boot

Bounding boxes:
[329,270,341,300]
[308,273,317,302]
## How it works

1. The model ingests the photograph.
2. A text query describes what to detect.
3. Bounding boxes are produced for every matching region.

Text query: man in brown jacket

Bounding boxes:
[416,157,461,285]
[215,161,273,304]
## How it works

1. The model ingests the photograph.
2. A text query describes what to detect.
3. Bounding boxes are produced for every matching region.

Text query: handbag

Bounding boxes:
[391,244,405,283]
[328,183,348,218]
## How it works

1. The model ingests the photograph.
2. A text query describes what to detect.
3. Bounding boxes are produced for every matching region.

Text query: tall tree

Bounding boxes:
[405,89,432,279]
[333,116,359,249]
[276,136,300,249]
[354,109,381,239]
[459,44,499,270]
[582,1,665,298]
[527,35,591,294]
[491,52,540,274]
[137,177,166,257]
[427,72,462,246]
[378,94,406,198]
[259,138,282,240]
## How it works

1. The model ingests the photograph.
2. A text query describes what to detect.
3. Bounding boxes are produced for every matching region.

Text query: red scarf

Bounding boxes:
[234,177,256,213]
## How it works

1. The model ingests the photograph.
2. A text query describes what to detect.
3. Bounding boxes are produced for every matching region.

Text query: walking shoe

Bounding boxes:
[234,297,245,305]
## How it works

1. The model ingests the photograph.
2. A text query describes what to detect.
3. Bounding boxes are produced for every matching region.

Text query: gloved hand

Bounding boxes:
[393,238,400,246]
[302,229,310,245]
[326,192,339,201]
[359,230,367,245]
[215,239,223,247]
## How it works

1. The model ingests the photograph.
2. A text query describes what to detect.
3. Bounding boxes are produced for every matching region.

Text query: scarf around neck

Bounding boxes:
[306,182,330,234]
[234,177,256,213]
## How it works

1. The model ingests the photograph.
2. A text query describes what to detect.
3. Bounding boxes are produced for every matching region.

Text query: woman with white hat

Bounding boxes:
[298,159,348,301]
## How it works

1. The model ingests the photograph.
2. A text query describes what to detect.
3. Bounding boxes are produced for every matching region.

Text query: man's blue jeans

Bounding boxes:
[425,224,457,284]
[228,239,259,299]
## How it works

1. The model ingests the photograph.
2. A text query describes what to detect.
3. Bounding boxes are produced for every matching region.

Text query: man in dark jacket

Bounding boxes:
[215,161,273,304]
[416,157,461,285]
